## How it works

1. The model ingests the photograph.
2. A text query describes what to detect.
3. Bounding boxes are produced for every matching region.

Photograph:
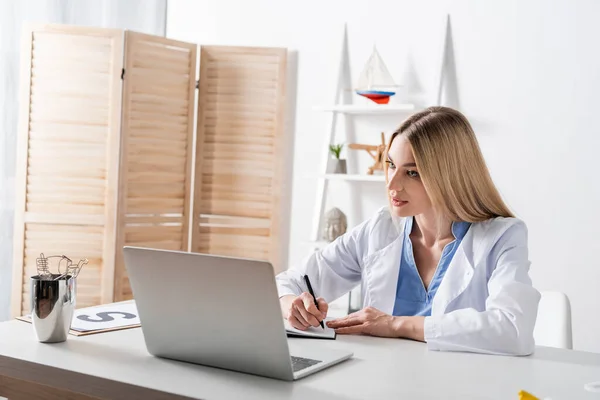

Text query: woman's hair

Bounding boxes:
[386,106,514,222]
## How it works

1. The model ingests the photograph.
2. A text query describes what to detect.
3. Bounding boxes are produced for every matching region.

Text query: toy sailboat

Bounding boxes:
[355,46,399,104]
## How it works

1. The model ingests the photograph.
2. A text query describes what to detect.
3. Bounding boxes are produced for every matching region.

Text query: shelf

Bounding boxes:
[320,174,385,182]
[314,103,416,114]
[302,240,330,249]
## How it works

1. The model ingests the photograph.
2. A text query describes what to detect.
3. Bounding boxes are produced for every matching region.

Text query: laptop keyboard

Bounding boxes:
[291,356,322,372]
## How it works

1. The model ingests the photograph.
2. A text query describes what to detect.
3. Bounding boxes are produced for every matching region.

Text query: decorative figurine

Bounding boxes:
[355,46,400,104]
[348,132,387,175]
[322,207,348,242]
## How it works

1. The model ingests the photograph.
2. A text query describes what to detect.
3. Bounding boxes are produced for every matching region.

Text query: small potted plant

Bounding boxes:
[328,143,346,174]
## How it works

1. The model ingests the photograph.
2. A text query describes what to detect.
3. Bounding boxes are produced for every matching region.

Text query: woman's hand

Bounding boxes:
[280,293,328,331]
[326,307,400,337]
[326,306,425,341]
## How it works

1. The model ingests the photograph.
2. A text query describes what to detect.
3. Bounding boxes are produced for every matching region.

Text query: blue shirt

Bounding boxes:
[392,216,471,317]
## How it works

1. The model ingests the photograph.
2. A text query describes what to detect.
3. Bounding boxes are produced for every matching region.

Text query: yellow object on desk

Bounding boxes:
[518,390,540,400]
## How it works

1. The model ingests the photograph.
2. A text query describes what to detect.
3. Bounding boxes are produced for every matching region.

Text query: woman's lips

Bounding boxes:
[391,198,408,207]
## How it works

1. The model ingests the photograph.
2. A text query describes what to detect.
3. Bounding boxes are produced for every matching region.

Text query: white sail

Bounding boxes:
[356,46,398,91]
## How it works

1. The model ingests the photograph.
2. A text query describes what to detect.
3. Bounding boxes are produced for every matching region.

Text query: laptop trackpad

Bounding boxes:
[288,340,353,373]
[291,355,322,372]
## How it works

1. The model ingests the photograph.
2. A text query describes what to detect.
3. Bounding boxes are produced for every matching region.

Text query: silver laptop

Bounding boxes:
[123,246,353,381]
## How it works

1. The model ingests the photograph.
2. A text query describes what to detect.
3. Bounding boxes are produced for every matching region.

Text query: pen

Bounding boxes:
[303,274,324,329]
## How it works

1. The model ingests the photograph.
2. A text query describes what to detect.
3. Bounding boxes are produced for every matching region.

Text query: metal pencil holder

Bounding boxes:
[30,254,87,343]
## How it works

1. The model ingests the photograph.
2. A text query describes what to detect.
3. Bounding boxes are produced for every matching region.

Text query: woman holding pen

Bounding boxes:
[276,106,540,356]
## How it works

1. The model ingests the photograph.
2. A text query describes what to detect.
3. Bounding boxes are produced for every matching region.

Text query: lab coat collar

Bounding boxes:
[364,216,481,316]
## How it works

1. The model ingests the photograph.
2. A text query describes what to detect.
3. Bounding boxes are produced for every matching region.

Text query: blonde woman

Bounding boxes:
[276,106,540,356]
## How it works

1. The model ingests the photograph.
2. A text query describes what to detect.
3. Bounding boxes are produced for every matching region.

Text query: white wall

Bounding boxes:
[166,0,600,353]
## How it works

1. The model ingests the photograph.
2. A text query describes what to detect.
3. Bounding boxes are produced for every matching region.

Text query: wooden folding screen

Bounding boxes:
[11,25,196,316]
[11,26,287,317]
[192,46,286,273]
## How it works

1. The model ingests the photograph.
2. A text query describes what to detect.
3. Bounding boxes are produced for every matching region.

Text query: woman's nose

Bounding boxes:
[387,172,403,192]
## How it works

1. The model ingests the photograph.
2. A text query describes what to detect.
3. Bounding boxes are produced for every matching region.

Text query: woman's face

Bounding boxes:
[386,135,433,217]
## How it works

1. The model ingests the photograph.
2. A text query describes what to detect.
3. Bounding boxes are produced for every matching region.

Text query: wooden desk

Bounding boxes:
[1,318,600,399]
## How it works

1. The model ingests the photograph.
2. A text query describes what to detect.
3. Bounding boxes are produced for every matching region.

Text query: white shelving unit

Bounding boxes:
[310,104,404,248]
[306,16,449,315]
[307,31,419,315]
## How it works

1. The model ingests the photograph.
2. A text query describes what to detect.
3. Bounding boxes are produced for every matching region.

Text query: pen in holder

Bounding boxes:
[30,253,87,343]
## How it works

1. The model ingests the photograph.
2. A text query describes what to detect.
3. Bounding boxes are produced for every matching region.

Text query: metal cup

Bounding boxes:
[30,274,76,343]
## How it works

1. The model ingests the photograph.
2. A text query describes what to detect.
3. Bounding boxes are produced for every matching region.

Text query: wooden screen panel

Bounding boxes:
[11,24,124,317]
[115,32,197,301]
[192,46,287,273]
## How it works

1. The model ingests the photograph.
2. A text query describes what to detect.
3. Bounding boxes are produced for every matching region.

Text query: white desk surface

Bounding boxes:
[1,319,600,400]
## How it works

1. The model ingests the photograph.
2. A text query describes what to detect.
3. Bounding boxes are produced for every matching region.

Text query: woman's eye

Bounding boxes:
[385,160,395,169]
[407,170,419,178]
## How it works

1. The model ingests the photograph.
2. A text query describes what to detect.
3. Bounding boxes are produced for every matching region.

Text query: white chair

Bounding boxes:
[533,291,573,349]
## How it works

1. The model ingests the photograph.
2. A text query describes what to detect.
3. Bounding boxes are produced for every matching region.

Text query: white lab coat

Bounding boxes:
[276,207,541,356]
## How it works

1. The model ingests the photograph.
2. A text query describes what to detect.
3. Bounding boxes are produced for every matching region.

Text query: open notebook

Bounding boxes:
[283,319,336,339]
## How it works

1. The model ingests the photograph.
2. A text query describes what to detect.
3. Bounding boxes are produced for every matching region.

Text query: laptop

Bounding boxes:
[122,246,353,381]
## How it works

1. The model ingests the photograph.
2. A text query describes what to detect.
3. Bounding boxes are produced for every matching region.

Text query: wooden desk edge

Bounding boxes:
[0,355,199,400]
